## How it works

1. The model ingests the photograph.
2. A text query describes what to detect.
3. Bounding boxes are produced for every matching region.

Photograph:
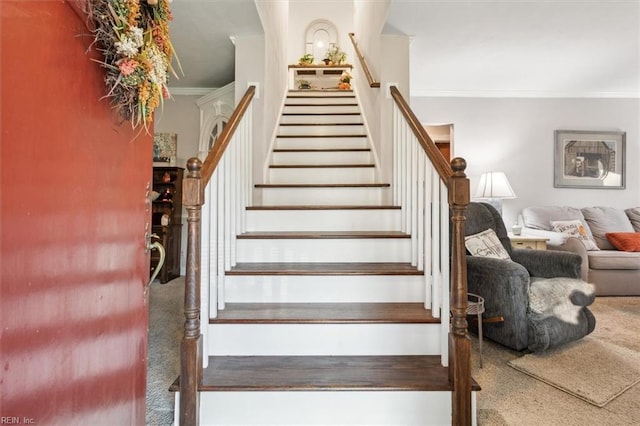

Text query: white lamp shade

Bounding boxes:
[475,172,516,199]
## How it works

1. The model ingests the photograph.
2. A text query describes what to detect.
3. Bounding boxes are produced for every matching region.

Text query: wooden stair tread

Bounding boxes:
[246,205,399,210]
[269,164,375,168]
[210,303,437,324]
[277,134,366,138]
[256,183,390,188]
[169,356,481,392]
[227,262,420,275]
[237,231,409,239]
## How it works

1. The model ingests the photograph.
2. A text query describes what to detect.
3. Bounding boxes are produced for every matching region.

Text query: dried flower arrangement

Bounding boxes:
[86,0,180,129]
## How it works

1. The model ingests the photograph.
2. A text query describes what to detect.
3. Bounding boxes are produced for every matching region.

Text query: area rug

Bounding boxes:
[508,337,640,407]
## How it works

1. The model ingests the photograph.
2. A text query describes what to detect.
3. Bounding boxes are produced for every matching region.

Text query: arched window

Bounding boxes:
[197,83,235,160]
[208,116,227,150]
[305,20,338,63]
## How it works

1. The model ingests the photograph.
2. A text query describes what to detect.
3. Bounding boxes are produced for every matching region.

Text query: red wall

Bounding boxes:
[1,1,151,423]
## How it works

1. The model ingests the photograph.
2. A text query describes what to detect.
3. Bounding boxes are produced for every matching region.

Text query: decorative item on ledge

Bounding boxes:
[85,0,181,130]
[297,79,312,90]
[339,71,352,90]
[298,53,314,66]
[323,44,346,66]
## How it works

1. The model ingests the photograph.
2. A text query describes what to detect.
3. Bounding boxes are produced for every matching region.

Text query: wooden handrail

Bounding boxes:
[348,33,380,88]
[201,85,256,186]
[180,85,256,426]
[389,86,453,185]
[390,84,471,424]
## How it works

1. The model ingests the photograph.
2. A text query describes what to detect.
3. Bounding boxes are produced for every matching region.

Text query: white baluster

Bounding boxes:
[431,169,441,318]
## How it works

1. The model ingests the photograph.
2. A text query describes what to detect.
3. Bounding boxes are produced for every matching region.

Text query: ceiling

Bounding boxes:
[167,0,262,90]
[167,0,640,98]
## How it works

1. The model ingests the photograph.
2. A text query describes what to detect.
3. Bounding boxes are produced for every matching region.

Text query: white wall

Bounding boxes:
[254,1,289,202]
[378,34,410,186]
[410,96,640,227]
[288,0,354,65]
[155,95,201,166]
[235,34,267,201]
[352,0,389,180]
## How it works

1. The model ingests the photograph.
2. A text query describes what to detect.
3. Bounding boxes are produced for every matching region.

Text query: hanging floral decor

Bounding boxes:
[86,0,180,129]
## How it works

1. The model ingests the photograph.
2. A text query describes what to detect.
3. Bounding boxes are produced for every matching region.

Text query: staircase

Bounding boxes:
[173,88,476,425]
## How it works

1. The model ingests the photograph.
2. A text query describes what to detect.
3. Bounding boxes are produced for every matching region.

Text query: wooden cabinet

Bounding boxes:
[151,166,184,283]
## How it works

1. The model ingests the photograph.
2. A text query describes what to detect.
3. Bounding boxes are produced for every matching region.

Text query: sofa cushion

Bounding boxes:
[626,207,640,232]
[465,229,511,260]
[550,220,599,251]
[522,206,594,237]
[587,250,640,270]
[582,207,635,250]
[606,232,640,252]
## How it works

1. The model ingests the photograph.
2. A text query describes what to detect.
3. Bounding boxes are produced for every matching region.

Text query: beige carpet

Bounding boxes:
[508,337,640,407]
[473,297,640,426]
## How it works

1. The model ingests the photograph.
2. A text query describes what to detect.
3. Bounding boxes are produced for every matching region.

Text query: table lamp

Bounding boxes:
[475,172,516,216]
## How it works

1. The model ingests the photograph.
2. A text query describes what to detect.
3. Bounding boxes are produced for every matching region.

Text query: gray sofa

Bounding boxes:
[522,206,640,296]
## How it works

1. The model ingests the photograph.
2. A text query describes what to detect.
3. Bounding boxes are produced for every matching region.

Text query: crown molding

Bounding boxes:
[410,89,640,99]
[169,87,217,96]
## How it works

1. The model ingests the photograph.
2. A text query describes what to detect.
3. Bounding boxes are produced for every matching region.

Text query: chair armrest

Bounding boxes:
[511,248,582,279]
[547,237,589,281]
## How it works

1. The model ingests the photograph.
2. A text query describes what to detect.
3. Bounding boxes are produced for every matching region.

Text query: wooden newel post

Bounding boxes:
[448,157,472,426]
[180,157,204,426]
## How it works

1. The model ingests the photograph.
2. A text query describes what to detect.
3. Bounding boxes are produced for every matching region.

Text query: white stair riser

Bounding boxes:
[287,95,355,103]
[271,150,372,165]
[268,167,375,184]
[280,114,362,124]
[223,275,425,304]
[276,136,368,150]
[176,391,474,426]
[246,209,401,232]
[236,238,411,263]
[261,187,386,205]
[279,124,365,136]
[283,104,359,114]
[208,323,441,355]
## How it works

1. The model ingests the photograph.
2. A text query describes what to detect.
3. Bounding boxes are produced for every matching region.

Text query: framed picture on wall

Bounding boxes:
[153,133,177,165]
[554,130,625,189]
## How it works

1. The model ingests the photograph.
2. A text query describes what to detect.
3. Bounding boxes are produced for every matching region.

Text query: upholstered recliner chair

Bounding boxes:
[463,202,596,352]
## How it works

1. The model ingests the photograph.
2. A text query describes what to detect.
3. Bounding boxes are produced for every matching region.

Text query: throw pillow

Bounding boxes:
[465,229,511,260]
[582,206,634,250]
[550,220,600,251]
[605,232,640,252]
[625,207,640,233]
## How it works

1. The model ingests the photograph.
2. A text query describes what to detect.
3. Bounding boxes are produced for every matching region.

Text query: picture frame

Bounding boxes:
[554,130,625,189]
[153,133,177,165]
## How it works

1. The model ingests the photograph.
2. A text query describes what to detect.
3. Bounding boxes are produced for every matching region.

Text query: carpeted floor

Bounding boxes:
[146,277,184,426]
[472,297,640,425]
[145,278,640,426]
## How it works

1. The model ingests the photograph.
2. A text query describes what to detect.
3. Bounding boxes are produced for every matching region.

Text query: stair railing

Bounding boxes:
[389,85,472,425]
[348,32,380,88]
[180,85,257,426]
